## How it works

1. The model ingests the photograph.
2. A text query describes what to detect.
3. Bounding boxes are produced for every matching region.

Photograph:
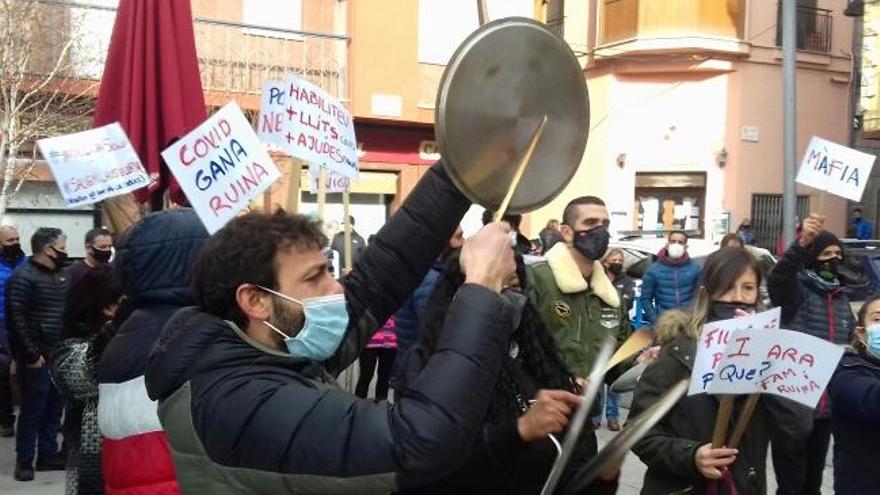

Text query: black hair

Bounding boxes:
[669,230,689,241]
[396,250,578,422]
[31,227,64,254]
[61,264,123,339]
[348,215,355,226]
[562,196,606,226]
[85,227,112,245]
[195,210,327,327]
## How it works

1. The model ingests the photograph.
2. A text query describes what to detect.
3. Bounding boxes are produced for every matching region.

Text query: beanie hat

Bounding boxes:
[807,230,843,268]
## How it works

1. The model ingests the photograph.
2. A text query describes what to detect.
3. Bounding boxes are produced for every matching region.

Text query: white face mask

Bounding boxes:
[667,243,686,260]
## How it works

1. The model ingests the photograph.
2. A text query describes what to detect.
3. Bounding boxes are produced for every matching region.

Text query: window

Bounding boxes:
[418,0,533,65]
[242,0,303,39]
[750,194,810,251]
[775,0,833,53]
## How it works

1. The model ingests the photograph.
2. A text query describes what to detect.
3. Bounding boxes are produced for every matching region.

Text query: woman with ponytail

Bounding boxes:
[630,247,812,495]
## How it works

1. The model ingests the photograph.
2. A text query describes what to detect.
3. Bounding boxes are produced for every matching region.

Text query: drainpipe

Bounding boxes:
[782,0,797,246]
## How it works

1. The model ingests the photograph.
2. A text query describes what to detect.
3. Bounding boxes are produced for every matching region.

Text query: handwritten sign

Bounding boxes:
[307,163,350,194]
[258,75,358,179]
[702,327,843,408]
[37,123,151,207]
[688,308,781,396]
[796,136,876,202]
[162,101,281,234]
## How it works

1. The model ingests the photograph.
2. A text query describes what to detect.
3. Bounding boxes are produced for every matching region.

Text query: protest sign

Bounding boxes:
[688,307,781,396]
[308,163,350,194]
[796,136,876,202]
[37,123,151,207]
[162,101,281,234]
[704,327,843,408]
[258,79,287,149]
[261,75,358,179]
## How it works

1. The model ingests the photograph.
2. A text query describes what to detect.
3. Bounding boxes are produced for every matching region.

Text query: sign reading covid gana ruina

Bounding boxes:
[162,101,281,234]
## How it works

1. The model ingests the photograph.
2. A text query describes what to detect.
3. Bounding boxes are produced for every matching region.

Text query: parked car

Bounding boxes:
[839,239,879,302]
[608,238,777,321]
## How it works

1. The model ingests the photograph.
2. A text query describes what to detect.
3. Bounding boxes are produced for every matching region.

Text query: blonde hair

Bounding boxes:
[602,248,624,263]
[654,309,692,345]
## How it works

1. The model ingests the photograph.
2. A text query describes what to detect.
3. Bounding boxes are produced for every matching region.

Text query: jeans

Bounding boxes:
[592,385,620,422]
[15,363,63,464]
[355,348,397,401]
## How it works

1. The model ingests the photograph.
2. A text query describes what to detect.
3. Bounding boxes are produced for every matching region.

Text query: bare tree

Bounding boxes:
[0,0,97,217]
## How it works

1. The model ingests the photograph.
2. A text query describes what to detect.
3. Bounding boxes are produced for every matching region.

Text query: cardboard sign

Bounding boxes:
[702,327,843,409]
[307,163,350,194]
[258,79,287,150]
[258,75,358,178]
[162,101,281,234]
[688,308,781,396]
[37,123,151,207]
[796,136,876,202]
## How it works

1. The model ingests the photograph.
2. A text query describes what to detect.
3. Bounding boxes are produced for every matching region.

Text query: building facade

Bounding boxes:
[528,0,856,249]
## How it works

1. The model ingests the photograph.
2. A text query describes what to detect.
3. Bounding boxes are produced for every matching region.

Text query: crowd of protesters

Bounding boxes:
[0,162,875,494]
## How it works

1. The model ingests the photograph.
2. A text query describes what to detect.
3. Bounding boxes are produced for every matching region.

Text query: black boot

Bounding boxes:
[14,461,34,481]
[35,452,65,471]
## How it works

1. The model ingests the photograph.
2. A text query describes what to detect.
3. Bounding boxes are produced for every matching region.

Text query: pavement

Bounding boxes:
[0,404,834,494]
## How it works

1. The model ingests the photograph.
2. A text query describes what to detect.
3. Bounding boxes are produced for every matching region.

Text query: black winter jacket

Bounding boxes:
[6,259,69,364]
[145,162,520,494]
[828,351,880,494]
[630,334,813,495]
[768,243,855,346]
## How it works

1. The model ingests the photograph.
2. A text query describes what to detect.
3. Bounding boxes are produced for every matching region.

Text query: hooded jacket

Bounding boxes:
[828,350,880,494]
[143,163,522,494]
[96,208,208,495]
[639,248,701,324]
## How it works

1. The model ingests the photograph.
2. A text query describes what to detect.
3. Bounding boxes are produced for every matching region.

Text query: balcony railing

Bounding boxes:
[36,0,349,102]
[775,5,833,54]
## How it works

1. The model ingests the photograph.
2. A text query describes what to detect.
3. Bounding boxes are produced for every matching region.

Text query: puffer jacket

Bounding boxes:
[630,334,813,495]
[639,249,701,324]
[96,208,208,495]
[0,253,26,362]
[828,350,880,494]
[144,162,518,494]
[6,258,69,364]
[768,243,855,418]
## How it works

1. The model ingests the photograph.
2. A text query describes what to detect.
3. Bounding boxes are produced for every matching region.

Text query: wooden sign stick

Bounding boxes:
[343,188,353,272]
[604,329,653,373]
[477,0,489,25]
[711,396,735,448]
[494,115,548,223]
[317,166,327,221]
[727,394,760,450]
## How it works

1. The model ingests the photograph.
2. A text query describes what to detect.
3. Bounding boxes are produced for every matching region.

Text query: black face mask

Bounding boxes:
[815,258,840,281]
[92,248,112,264]
[710,301,757,321]
[50,246,68,268]
[2,243,23,261]
[573,227,610,261]
[607,263,623,277]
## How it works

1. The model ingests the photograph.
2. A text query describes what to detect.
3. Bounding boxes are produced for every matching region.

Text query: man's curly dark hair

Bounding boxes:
[194,210,327,327]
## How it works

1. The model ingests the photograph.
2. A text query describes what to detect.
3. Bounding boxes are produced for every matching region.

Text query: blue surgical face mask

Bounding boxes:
[865,324,880,360]
[257,286,349,361]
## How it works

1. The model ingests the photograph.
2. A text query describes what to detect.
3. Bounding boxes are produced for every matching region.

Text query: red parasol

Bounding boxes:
[93,0,206,207]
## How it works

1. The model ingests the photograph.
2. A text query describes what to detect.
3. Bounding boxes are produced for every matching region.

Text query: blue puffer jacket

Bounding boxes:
[639,249,701,323]
[0,254,26,356]
[828,351,880,494]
